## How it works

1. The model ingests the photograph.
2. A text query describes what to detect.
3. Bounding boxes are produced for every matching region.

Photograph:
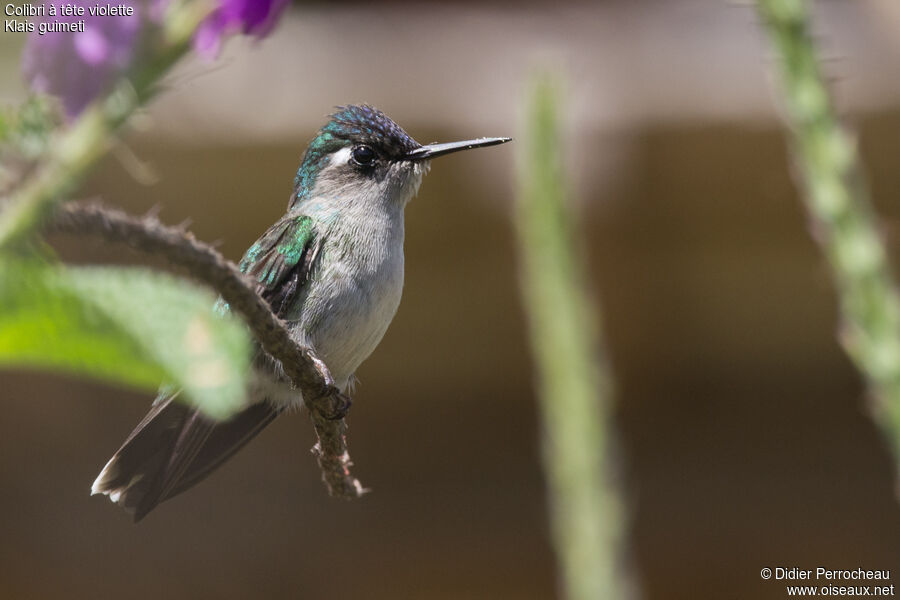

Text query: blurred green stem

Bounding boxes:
[758,0,900,460]
[515,76,623,599]
[0,0,210,252]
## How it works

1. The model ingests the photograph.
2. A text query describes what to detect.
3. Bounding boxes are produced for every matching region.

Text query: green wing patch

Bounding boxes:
[238,215,320,316]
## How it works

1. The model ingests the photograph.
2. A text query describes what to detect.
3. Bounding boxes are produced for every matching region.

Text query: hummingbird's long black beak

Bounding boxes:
[404,137,512,161]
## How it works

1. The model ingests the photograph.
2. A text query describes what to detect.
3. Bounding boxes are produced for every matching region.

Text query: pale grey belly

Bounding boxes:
[256,265,403,411]
[291,255,404,391]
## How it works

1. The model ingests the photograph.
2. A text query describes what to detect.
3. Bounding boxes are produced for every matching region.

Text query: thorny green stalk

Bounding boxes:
[758,0,900,462]
[515,76,624,600]
[0,0,212,252]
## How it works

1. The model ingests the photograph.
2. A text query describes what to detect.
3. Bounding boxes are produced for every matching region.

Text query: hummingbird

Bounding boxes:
[91,105,511,521]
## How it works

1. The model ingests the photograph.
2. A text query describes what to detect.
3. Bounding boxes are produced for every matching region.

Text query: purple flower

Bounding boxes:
[22,0,146,119]
[22,0,290,119]
[194,0,291,58]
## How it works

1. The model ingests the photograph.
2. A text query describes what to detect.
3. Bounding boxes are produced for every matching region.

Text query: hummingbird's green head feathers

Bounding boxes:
[291,105,422,207]
[289,104,511,210]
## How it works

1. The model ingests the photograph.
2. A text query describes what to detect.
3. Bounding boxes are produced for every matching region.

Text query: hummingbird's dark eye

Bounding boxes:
[351,145,376,167]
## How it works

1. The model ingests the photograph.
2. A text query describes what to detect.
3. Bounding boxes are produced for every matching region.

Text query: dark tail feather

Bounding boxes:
[92,396,280,522]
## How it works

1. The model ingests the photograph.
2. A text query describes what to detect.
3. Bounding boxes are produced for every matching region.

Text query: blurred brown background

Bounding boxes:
[2,0,900,598]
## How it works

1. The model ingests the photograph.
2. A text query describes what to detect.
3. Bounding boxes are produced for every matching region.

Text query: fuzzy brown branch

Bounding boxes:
[48,201,366,499]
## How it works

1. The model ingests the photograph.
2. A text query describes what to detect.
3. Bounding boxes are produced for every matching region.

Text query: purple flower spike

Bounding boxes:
[22,1,146,119]
[21,0,290,119]
[194,0,290,58]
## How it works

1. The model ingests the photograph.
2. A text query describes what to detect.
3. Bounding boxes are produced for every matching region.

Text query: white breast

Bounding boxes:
[296,204,406,391]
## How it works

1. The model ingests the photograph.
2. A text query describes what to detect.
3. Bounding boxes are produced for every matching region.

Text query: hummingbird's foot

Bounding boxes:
[304,349,352,419]
[325,392,353,421]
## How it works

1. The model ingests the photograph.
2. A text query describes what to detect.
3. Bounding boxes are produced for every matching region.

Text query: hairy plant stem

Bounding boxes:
[515,76,624,600]
[758,0,900,464]
[49,202,365,498]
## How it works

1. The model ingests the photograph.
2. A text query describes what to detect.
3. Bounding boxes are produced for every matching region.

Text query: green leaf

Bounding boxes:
[0,259,251,419]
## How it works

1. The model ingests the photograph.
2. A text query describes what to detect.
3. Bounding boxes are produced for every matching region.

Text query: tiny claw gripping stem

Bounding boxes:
[305,349,351,418]
[326,393,353,421]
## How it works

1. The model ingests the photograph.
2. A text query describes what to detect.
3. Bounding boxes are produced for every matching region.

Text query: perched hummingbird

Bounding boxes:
[91,105,510,521]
